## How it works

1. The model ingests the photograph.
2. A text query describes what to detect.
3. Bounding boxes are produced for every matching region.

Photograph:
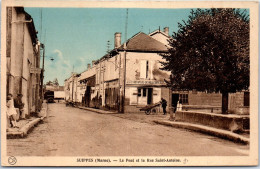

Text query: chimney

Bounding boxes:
[114,32,121,48]
[163,27,169,36]
[87,64,91,70]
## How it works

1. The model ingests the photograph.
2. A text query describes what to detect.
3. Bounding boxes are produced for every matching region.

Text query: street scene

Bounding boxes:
[3,3,253,166]
[7,103,249,156]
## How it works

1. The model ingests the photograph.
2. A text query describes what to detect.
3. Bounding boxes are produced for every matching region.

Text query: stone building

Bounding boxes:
[6,7,42,116]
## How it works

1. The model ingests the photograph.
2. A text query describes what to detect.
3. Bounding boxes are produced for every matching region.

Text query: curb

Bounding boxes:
[78,106,117,114]
[7,117,44,139]
[153,120,249,144]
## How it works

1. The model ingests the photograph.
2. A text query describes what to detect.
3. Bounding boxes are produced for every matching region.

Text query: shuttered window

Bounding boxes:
[140,60,146,79]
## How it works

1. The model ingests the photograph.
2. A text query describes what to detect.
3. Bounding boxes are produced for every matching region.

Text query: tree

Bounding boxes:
[46,81,53,86]
[161,8,249,114]
[53,78,59,86]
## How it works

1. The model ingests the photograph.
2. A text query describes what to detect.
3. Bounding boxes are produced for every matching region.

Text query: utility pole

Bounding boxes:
[40,43,45,100]
[40,29,47,100]
[118,53,121,113]
[102,63,105,106]
[120,8,128,114]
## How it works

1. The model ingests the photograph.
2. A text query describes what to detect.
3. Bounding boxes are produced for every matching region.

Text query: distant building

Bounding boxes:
[64,73,81,103]
[6,7,42,115]
[78,63,96,107]
[45,84,64,91]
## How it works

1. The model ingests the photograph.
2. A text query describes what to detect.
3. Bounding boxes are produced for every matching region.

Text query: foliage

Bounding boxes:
[161,8,249,94]
[46,81,53,86]
[53,78,59,86]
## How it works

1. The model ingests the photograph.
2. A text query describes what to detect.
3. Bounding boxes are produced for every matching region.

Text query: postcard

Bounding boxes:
[1,0,258,166]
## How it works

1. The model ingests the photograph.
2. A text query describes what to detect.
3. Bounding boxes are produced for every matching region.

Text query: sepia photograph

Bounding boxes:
[1,0,258,166]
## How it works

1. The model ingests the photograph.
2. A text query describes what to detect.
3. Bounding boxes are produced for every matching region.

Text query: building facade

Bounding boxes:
[64,73,81,103]
[66,28,171,113]
[6,7,42,116]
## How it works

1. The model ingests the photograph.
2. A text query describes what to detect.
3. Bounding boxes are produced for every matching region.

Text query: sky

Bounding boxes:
[24,8,195,85]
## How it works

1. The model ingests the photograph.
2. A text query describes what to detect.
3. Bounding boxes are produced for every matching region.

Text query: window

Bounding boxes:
[138,88,141,97]
[179,94,188,104]
[143,88,147,97]
[140,60,151,79]
[244,92,249,106]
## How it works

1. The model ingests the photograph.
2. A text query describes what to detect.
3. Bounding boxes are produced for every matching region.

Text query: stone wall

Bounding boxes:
[175,111,249,133]
[188,92,222,106]
[229,92,249,115]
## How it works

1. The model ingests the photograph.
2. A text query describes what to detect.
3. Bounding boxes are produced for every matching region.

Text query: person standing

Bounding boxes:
[6,94,19,128]
[161,98,167,115]
[14,94,25,120]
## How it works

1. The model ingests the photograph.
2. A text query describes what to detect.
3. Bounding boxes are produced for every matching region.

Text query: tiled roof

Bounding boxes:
[117,32,168,52]
[94,32,169,65]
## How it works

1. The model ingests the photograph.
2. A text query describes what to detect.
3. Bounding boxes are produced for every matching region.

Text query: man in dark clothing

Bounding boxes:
[161,98,167,115]
[14,94,25,119]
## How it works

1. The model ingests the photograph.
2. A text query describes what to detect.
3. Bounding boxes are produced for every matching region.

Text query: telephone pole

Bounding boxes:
[40,43,45,100]
[120,8,128,114]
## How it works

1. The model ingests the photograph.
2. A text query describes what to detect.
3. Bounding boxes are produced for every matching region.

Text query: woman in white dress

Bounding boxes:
[6,94,18,128]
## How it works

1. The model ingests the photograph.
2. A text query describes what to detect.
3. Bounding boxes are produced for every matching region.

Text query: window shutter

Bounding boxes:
[140,60,146,79]
[149,60,155,79]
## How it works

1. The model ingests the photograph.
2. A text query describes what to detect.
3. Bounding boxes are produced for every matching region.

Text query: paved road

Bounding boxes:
[7,103,249,156]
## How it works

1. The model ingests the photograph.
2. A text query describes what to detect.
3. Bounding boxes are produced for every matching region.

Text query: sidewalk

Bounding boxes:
[77,105,250,144]
[6,117,44,138]
[153,119,250,144]
[7,102,48,139]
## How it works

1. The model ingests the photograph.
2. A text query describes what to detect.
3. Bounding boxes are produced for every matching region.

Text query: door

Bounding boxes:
[147,88,153,105]
[85,86,91,107]
[172,94,179,107]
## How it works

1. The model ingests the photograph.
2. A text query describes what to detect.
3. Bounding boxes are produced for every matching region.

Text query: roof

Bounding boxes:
[117,32,168,52]
[94,32,169,65]
[149,29,170,38]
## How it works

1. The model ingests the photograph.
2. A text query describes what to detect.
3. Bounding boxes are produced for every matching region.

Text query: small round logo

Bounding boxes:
[8,156,17,165]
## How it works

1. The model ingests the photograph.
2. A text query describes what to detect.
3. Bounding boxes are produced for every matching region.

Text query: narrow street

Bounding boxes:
[7,103,249,156]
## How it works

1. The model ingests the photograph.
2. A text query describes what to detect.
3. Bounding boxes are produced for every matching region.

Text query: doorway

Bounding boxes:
[147,88,153,105]
[172,94,179,107]
[137,87,153,105]
[85,86,91,107]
